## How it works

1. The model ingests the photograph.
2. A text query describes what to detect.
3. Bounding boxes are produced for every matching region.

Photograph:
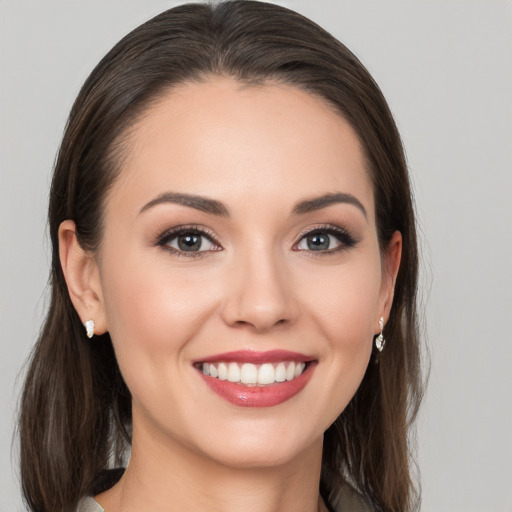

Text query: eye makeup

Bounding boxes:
[293,224,359,255]
[155,225,222,258]
[154,221,359,260]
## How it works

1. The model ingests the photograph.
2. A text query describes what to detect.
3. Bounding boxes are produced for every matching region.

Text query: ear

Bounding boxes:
[58,220,108,335]
[376,230,402,331]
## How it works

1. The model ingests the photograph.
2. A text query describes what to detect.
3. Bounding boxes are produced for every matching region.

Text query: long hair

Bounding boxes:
[19,2,424,511]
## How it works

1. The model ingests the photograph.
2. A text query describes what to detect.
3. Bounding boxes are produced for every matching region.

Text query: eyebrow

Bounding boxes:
[139,191,367,219]
[139,192,229,216]
[292,192,368,218]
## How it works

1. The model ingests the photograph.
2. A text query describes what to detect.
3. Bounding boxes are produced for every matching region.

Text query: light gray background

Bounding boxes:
[1,1,511,510]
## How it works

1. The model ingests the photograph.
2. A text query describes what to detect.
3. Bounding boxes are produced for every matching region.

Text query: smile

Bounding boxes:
[200,361,307,386]
[194,350,316,408]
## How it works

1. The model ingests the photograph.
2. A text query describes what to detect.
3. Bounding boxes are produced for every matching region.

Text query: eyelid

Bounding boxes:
[293,224,358,252]
[156,225,223,255]
[155,223,357,256]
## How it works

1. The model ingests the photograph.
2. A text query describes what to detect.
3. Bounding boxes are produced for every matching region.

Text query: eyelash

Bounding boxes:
[156,223,357,258]
[156,225,222,258]
[293,224,358,255]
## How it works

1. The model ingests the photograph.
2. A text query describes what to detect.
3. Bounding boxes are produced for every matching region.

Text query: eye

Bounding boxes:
[294,226,357,253]
[296,232,340,251]
[157,227,221,255]
[168,233,215,252]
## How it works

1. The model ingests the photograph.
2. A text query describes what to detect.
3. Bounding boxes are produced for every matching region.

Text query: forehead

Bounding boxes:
[107,77,374,220]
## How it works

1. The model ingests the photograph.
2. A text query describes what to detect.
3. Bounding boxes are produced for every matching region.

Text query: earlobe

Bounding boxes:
[378,230,402,326]
[58,220,108,335]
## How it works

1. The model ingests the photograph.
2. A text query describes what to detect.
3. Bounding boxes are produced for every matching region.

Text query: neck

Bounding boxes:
[97,420,327,512]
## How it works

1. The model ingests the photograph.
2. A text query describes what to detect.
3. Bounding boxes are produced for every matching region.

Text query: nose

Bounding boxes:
[220,249,298,333]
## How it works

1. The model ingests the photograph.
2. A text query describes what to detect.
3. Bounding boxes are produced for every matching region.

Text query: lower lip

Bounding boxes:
[198,363,316,408]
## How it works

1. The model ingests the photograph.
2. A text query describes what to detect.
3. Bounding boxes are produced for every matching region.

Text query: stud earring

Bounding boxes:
[375,316,385,352]
[85,320,95,339]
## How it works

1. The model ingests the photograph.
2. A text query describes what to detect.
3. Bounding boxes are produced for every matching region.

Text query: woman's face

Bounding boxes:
[94,78,398,468]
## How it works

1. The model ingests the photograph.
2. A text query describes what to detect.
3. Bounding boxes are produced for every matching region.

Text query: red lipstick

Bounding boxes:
[194,350,316,408]
[196,349,312,364]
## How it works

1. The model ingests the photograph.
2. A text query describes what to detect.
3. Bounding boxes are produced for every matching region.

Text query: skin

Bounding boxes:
[59,78,401,512]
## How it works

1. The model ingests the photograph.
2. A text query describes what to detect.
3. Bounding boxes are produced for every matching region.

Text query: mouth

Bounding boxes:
[193,350,317,408]
[196,360,308,386]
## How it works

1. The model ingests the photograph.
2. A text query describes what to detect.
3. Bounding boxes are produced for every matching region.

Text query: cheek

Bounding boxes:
[296,254,381,421]
[100,255,220,373]
[302,256,381,347]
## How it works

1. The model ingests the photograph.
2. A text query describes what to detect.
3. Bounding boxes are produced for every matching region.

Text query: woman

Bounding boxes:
[18,2,423,511]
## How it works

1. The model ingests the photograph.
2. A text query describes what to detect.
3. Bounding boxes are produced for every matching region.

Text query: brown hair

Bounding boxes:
[19,2,424,511]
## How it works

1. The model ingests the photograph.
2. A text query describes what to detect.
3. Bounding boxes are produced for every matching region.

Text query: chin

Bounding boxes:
[209,444,315,471]
[191,420,323,470]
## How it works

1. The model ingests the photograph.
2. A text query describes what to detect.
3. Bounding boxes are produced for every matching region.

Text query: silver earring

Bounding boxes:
[375,316,385,352]
[85,320,95,339]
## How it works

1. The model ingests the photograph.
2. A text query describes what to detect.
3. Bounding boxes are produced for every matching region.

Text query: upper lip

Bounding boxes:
[194,350,314,364]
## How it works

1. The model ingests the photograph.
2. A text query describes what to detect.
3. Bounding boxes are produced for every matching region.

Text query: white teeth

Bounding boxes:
[275,362,286,382]
[240,363,258,384]
[218,362,228,380]
[201,360,307,386]
[258,363,275,385]
[286,362,296,381]
[227,362,240,382]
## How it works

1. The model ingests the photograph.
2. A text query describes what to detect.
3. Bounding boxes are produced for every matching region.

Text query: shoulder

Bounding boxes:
[327,485,375,512]
[75,496,105,512]
[77,467,124,511]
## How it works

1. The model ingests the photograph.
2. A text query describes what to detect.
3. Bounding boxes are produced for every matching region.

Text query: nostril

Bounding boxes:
[230,317,290,332]
[219,274,298,331]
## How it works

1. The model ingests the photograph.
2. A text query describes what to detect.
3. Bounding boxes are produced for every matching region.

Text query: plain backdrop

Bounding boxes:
[1,1,511,511]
